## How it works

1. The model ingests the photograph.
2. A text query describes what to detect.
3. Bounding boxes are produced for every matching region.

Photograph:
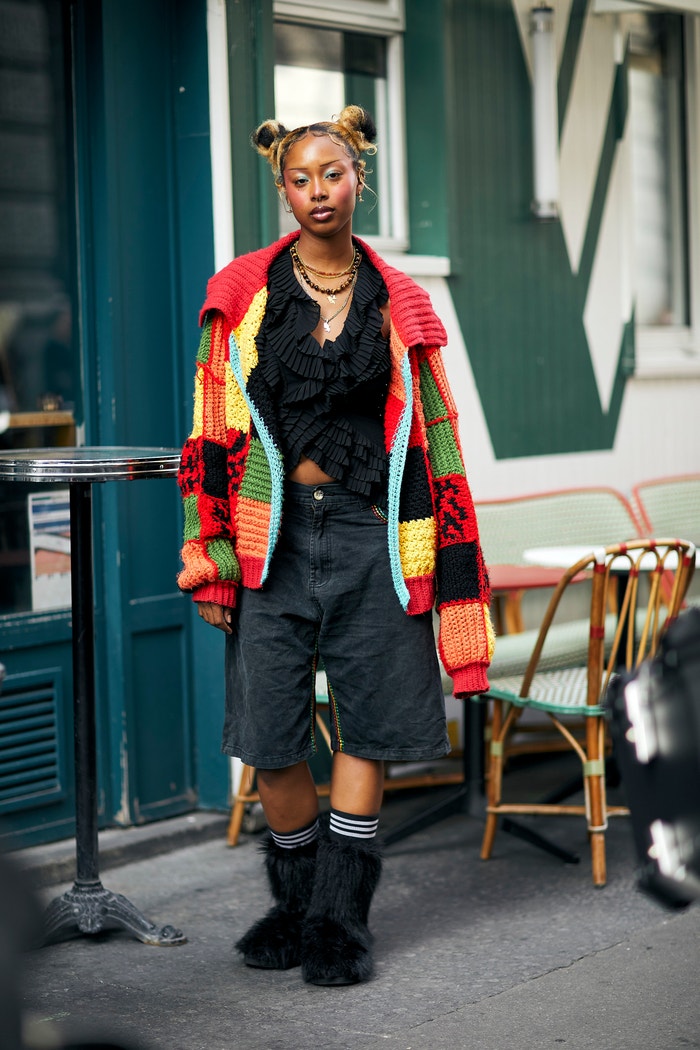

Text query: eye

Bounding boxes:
[292,175,309,187]
[324,170,342,180]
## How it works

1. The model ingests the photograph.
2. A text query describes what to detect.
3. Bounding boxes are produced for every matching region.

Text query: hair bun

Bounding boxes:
[335,105,377,146]
[251,119,288,158]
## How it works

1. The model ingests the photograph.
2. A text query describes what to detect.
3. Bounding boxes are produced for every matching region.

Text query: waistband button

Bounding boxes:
[313,488,324,502]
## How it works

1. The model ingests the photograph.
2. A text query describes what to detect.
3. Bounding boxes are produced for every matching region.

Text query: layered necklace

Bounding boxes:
[290,242,362,305]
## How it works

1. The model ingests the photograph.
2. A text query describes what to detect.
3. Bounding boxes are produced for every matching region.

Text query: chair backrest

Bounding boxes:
[521,539,697,703]
[632,475,700,544]
[475,487,642,567]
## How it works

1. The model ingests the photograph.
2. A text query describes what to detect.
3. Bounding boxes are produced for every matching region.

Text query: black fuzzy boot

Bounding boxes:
[300,836,382,986]
[235,835,318,969]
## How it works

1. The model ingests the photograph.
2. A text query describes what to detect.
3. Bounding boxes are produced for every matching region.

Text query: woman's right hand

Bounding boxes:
[197,601,233,634]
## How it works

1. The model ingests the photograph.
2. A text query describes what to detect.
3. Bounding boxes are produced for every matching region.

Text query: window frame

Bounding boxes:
[272,0,409,252]
[633,14,700,377]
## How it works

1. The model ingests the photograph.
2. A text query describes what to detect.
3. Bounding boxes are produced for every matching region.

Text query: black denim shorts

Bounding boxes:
[222,481,449,769]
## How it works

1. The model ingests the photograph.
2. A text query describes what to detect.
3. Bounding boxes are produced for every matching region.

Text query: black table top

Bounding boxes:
[0,446,181,483]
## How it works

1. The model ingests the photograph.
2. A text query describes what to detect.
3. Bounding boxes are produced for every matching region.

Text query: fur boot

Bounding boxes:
[235,835,318,969]
[300,836,382,985]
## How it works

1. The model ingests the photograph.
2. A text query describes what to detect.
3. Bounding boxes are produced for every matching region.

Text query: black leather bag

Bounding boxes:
[607,607,700,908]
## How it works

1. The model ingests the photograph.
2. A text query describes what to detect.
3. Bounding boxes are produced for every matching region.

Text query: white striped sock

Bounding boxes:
[329,810,379,840]
[269,818,319,849]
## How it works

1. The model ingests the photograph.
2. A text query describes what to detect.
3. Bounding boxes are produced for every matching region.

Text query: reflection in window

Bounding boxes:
[627,13,688,327]
[0,0,77,615]
[274,21,390,240]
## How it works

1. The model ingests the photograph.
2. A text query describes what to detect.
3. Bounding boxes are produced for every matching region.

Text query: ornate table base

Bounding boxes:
[43,881,186,946]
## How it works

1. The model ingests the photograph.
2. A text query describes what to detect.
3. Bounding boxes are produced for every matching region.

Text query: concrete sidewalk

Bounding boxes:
[11,779,700,1050]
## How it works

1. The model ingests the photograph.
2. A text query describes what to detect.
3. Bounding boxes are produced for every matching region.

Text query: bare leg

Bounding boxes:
[330,752,384,815]
[256,761,319,831]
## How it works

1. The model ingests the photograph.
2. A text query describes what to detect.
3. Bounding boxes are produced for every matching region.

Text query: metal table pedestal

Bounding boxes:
[0,448,186,947]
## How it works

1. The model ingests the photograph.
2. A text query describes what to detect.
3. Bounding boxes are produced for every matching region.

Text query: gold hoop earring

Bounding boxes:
[279,193,293,214]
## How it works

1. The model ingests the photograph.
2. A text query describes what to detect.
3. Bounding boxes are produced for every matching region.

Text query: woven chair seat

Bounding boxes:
[488,667,608,716]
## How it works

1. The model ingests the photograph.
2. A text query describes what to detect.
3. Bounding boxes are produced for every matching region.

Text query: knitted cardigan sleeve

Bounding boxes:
[177,312,241,608]
[418,345,495,697]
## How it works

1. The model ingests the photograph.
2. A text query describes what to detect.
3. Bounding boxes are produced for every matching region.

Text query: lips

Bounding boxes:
[310,207,333,220]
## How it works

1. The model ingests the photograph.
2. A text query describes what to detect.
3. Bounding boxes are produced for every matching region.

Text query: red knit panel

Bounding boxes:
[196,493,234,538]
[199,232,299,327]
[450,664,489,698]
[434,474,480,547]
[405,575,436,614]
[192,580,238,608]
[358,238,447,348]
[384,392,405,450]
[238,554,266,589]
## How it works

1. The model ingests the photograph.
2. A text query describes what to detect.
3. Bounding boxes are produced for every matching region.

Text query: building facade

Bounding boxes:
[1,0,698,849]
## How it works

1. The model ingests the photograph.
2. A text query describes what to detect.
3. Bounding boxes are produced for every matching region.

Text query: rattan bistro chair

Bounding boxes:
[632,474,700,607]
[478,538,696,887]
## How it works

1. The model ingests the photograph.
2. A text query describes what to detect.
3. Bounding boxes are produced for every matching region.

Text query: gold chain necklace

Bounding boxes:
[299,252,357,278]
[291,243,361,303]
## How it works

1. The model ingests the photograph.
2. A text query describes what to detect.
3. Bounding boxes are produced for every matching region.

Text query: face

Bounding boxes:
[281,133,361,238]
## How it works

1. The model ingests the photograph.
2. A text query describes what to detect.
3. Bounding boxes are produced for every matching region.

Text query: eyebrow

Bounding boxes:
[285,158,346,172]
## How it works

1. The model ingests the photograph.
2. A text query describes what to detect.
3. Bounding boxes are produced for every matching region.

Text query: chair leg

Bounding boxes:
[481,700,505,860]
[227,764,257,847]
[585,718,607,887]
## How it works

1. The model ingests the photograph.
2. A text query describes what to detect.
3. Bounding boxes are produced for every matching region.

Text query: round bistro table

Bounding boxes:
[0,447,186,946]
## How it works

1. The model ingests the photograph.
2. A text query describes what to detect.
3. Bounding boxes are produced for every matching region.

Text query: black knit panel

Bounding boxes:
[247,365,281,446]
[399,446,433,521]
[202,439,228,498]
[436,541,482,604]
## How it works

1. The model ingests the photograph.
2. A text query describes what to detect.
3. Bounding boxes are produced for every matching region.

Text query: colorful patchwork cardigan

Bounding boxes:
[177,232,494,696]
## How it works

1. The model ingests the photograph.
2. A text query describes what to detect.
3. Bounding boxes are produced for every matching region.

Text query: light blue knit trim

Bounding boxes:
[228,332,284,584]
[386,354,413,611]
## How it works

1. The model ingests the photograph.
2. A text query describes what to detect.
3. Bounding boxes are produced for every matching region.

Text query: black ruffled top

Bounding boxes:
[256,246,391,498]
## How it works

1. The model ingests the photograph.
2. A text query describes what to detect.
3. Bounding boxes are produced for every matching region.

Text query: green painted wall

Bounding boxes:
[405,0,449,256]
[443,0,632,459]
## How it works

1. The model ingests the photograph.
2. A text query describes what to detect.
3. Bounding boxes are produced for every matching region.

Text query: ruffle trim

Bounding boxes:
[256,248,390,497]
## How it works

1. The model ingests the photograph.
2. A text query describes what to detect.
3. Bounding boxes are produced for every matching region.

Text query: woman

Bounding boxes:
[177,105,494,985]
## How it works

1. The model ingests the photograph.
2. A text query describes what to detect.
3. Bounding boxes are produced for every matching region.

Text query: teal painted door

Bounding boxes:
[84,0,218,825]
[0,0,222,850]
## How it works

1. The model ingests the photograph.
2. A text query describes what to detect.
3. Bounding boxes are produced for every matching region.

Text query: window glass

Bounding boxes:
[0,0,77,615]
[627,13,688,326]
[274,21,389,240]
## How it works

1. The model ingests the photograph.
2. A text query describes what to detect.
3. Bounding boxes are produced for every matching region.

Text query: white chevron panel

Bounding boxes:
[583,132,634,413]
[559,13,617,274]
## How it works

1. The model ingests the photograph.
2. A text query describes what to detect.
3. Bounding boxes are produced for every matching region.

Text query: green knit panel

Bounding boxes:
[196,318,212,364]
[239,437,272,502]
[419,359,448,423]
[182,494,202,540]
[427,419,466,479]
[206,538,241,582]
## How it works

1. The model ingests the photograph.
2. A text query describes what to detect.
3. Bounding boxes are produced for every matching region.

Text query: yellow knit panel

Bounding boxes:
[484,601,496,661]
[235,288,268,381]
[189,365,205,439]
[225,362,250,432]
[398,517,436,578]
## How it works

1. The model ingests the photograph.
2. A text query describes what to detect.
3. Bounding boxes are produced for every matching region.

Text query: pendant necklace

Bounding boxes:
[320,272,357,332]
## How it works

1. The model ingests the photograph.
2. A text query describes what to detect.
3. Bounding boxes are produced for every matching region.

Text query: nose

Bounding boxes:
[310,177,327,201]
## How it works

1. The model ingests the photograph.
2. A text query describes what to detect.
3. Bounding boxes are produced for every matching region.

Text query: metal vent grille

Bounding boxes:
[0,670,65,811]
